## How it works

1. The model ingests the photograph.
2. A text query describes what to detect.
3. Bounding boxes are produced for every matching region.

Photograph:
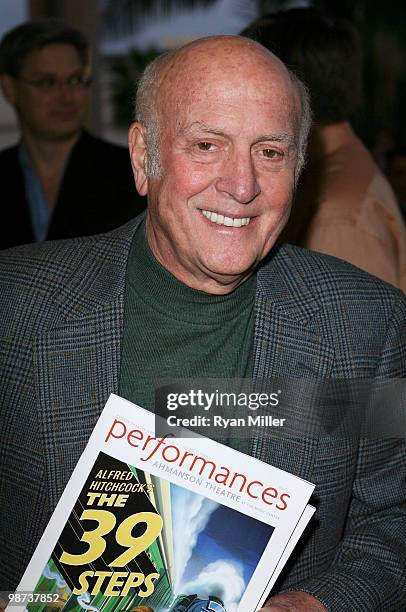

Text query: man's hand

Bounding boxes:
[259,591,327,611]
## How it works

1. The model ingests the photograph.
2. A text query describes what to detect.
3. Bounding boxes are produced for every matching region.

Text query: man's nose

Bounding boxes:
[55,87,73,104]
[215,151,260,204]
[55,81,77,100]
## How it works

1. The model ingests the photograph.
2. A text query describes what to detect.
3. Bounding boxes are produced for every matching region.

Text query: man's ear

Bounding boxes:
[129,122,149,196]
[0,74,17,106]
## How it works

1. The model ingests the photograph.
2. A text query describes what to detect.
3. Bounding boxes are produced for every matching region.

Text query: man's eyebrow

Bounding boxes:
[178,122,226,137]
[179,122,296,146]
[253,133,296,146]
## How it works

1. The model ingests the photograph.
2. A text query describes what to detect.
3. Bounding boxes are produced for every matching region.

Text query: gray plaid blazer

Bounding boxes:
[0,216,405,611]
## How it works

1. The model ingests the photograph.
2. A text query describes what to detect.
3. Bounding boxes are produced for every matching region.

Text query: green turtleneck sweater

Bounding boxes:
[119,222,256,411]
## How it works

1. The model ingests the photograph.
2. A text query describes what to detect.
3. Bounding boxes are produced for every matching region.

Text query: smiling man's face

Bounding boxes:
[130,37,301,293]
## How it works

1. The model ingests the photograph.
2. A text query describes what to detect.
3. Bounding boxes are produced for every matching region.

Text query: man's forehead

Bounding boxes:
[157,42,294,114]
[145,35,302,147]
[23,43,83,70]
[161,77,297,141]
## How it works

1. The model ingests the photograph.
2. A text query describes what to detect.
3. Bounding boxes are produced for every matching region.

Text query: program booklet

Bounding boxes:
[15,394,315,612]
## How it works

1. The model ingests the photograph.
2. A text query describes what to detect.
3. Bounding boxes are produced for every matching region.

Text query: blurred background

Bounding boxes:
[1,0,405,152]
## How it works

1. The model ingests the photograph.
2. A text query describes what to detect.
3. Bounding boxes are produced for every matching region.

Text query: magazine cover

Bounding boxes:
[15,394,315,612]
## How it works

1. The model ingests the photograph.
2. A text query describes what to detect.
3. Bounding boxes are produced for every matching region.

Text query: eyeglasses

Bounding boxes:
[17,74,92,92]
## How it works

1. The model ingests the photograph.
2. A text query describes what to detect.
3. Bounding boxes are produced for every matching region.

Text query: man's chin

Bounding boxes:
[42,126,82,142]
[202,253,260,278]
[194,261,258,293]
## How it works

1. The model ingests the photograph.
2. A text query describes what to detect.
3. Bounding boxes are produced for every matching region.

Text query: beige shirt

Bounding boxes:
[291,123,406,292]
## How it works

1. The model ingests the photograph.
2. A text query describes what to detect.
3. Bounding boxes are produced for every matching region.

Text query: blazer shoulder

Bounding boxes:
[0,144,18,157]
[259,243,405,320]
[0,218,140,324]
[0,144,19,171]
[258,245,406,375]
[74,130,130,165]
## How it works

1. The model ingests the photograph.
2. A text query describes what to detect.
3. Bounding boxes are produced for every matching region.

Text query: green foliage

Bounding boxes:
[102,0,216,38]
[109,48,161,127]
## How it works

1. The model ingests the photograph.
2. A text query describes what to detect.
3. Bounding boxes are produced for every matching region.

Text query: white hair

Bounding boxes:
[135,49,176,177]
[289,71,312,182]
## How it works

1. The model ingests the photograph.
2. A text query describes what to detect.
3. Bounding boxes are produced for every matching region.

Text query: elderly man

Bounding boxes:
[0,36,405,611]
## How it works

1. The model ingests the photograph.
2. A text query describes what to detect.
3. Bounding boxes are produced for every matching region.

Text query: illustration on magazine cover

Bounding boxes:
[30,451,275,611]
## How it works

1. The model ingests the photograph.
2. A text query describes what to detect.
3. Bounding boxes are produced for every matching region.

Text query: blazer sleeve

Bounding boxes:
[281,292,406,611]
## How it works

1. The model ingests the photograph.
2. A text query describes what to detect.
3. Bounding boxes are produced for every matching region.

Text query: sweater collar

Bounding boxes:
[126,221,256,324]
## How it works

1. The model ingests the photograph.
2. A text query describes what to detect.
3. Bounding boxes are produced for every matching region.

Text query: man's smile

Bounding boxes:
[200,209,251,227]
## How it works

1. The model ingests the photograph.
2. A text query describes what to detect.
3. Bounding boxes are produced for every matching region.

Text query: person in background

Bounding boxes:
[243,8,406,292]
[386,146,406,220]
[0,18,146,250]
[371,127,395,171]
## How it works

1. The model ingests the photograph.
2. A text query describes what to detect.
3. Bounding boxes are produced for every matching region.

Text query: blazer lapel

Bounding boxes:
[1,146,35,249]
[34,296,124,508]
[33,216,142,509]
[245,247,335,480]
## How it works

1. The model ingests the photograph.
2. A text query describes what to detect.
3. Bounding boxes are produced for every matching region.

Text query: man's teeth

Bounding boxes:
[201,210,250,227]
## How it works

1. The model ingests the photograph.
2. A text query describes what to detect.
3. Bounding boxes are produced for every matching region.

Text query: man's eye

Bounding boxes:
[197,142,214,151]
[39,77,57,90]
[68,75,82,86]
[262,148,283,159]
